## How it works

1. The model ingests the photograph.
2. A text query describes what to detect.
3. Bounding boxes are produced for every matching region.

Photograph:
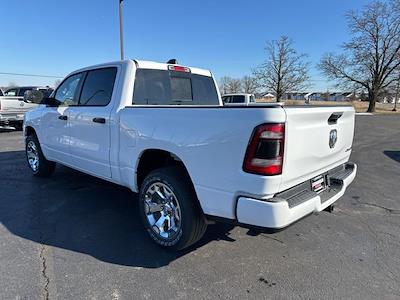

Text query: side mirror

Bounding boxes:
[40,97,60,107]
[23,90,44,104]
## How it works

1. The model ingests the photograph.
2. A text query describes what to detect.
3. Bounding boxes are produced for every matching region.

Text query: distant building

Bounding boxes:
[257,91,366,102]
[255,92,276,101]
[282,92,308,100]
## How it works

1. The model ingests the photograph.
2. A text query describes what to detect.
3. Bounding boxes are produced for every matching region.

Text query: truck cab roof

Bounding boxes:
[135,60,212,77]
[70,59,212,78]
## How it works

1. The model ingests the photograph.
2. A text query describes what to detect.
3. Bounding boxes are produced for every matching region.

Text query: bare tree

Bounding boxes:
[241,76,258,94]
[219,76,242,94]
[254,36,310,102]
[319,0,400,112]
[219,76,232,94]
[226,78,242,93]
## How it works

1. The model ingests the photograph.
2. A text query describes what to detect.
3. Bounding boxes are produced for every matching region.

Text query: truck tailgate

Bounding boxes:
[280,105,355,191]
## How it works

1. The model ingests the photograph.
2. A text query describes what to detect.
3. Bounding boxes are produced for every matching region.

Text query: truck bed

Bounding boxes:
[118,104,355,219]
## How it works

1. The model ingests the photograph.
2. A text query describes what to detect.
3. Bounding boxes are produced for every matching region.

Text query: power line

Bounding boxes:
[0,72,63,79]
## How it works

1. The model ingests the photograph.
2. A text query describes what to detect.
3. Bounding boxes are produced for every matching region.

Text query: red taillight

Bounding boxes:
[243,123,285,176]
[168,65,191,73]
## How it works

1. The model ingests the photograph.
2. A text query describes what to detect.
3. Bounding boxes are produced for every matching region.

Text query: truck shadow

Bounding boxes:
[383,150,400,163]
[0,150,235,268]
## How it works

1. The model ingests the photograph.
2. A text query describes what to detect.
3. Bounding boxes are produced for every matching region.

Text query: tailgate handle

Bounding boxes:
[328,112,343,125]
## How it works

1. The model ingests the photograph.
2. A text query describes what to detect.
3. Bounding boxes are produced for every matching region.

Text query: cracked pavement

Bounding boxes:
[0,115,399,299]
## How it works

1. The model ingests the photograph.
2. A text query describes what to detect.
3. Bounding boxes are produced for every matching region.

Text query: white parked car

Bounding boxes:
[222,93,256,105]
[0,86,53,129]
[23,60,357,250]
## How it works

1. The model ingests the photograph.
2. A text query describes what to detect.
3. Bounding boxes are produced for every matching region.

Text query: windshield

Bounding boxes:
[133,69,219,105]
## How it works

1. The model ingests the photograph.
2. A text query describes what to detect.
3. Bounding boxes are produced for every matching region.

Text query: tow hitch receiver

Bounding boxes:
[324,205,335,213]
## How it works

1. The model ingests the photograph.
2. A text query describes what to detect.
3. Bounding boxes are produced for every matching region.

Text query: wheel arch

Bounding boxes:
[135,149,203,207]
[136,148,193,189]
[25,125,37,137]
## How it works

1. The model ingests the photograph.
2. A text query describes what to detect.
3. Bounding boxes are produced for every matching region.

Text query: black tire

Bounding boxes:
[26,134,56,177]
[10,121,23,131]
[139,167,207,251]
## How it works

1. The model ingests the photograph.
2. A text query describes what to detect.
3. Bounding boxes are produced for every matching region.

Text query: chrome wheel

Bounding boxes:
[27,140,39,172]
[144,182,182,239]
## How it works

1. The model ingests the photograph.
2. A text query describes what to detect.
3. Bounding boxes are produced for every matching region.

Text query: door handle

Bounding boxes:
[92,117,106,124]
[58,115,68,121]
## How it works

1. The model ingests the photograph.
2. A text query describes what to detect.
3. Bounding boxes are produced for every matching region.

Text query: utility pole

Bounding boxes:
[393,74,400,112]
[118,0,125,60]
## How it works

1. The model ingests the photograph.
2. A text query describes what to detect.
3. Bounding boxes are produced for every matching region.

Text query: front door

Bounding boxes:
[40,73,84,163]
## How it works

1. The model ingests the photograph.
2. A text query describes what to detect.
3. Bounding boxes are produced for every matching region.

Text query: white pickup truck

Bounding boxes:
[222,93,256,105]
[0,86,53,129]
[23,60,357,250]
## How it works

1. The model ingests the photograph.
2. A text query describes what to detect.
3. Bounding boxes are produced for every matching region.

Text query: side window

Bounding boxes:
[79,68,117,106]
[4,88,17,96]
[191,74,219,105]
[18,88,31,97]
[250,95,256,103]
[54,73,83,106]
[132,69,220,105]
[222,96,231,103]
[231,95,245,103]
[133,69,171,105]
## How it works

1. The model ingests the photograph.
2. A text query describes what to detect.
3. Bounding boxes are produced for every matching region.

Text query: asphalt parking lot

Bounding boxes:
[0,115,399,300]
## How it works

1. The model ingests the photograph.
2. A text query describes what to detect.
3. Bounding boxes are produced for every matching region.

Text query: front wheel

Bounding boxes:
[139,167,207,251]
[26,134,56,177]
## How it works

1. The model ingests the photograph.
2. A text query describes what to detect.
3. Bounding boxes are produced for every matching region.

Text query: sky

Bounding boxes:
[0,0,372,90]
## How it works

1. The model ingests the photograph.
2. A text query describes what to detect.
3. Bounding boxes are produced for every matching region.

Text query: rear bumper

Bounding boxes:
[236,162,357,229]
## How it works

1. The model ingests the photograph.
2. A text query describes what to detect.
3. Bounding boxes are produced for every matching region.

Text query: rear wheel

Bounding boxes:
[26,134,56,177]
[139,167,207,250]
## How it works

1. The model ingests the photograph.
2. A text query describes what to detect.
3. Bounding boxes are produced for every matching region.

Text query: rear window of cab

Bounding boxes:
[133,69,219,105]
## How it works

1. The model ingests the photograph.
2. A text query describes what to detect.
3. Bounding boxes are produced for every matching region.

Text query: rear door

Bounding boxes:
[280,106,355,191]
[67,67,118,178]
